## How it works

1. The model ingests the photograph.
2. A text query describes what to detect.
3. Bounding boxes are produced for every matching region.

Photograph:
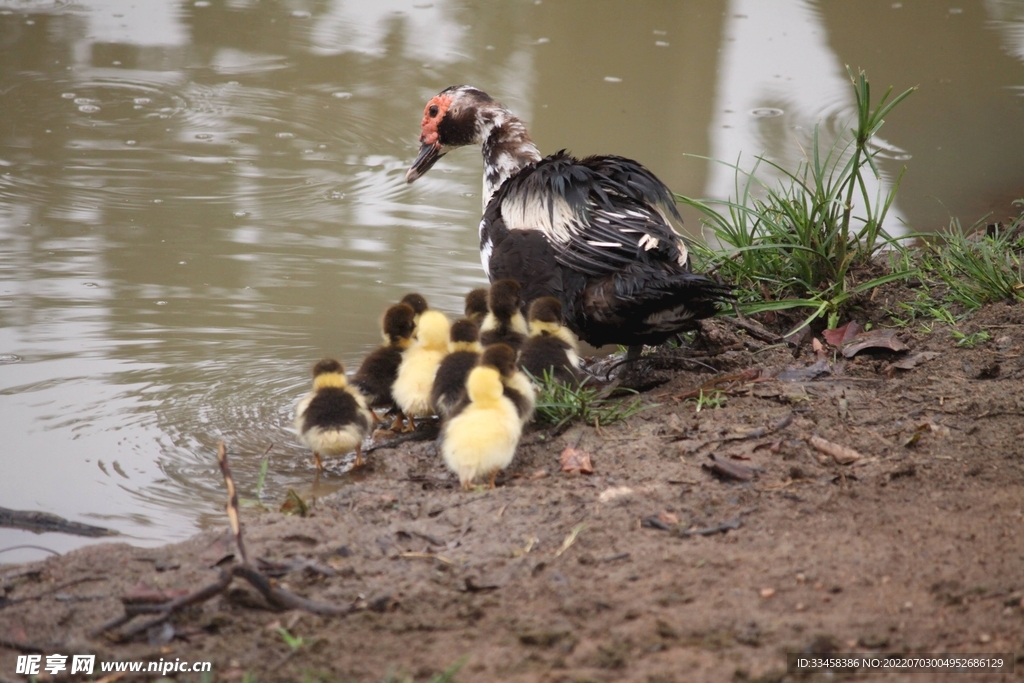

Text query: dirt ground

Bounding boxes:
[2,291,1024,683]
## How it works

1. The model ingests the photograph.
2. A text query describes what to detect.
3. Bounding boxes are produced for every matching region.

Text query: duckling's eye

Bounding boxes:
[428,105,439,118]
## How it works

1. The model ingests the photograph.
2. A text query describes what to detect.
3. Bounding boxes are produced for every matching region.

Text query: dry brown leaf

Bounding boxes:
[840,329,909,358]
[657,510,680,526]
[808,435,862,464]
[823,321,862,346]
[560,446,593,474]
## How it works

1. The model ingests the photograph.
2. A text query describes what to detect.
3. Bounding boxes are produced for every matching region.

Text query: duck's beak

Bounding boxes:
[406,141,444,184]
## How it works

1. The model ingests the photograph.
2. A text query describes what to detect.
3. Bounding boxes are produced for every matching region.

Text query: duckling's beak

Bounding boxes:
[406,141,444,183]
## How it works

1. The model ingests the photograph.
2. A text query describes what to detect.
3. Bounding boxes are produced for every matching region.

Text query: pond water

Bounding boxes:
[1,0,1023,563]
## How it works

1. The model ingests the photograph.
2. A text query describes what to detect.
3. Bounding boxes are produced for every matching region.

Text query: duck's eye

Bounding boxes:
[428,105,439,118]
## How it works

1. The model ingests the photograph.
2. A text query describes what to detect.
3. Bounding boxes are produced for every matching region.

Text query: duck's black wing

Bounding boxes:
[492,151,695,279]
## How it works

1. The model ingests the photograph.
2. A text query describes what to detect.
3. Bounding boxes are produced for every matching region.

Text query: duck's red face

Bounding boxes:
[406,93,453,183]
[419,93,452,147]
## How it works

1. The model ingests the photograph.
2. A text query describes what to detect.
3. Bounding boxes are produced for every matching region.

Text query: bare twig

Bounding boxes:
[216,442,247,565]
[94,442,372,642]
[723,315,785,344]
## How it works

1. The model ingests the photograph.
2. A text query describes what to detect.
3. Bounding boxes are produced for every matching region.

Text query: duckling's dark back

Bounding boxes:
[431,319,482,416]
[519,297,582,385]
[353,347,403,409]
[353,303,416,409]
[464,288,489,326]
[480,279,527,350]
[301,387,370,433]
[520,335,579,385]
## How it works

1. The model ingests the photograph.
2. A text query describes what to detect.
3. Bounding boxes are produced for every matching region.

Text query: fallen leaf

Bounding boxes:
[808,435,862,464]
[657,510,680,526]
[841,329,909,358]
[823,322,862,347]
[891,351,940,370]
[560,446,593,474]
[777,358,832,382]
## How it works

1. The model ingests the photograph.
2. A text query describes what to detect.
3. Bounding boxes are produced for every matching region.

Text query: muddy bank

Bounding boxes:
[2,301,1024,682]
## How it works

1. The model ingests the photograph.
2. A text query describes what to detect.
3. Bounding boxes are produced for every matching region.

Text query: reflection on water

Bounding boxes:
[1,0,1022,562]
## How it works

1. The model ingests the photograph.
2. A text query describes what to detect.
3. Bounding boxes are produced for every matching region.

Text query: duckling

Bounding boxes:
[400,292,429,323]
[294,359,373,470]
[441,365,522,489]
[479,279,528,351]
[479,343,536,425]
[464,287,489,327]
[352,303,417,419]
[431,319,483,417]
[518,297,583,386]
[392,309,450,430]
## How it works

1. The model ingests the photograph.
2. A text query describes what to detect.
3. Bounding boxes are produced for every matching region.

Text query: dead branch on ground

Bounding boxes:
[93,443,374,643]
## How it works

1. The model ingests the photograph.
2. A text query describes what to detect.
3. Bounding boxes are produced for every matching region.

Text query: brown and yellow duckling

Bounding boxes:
[400,292,429,324]
[479,279,528,351]
[464,287,489,327]
[431,319,483,417]
[294,359,373,470]
[441,364,522,490]
[352,303,417,422]
[479,343,535,425]
[518,297,582,386]
[392,309,450,430]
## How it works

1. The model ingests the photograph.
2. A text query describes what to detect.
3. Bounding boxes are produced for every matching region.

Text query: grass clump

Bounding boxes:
[883,203,1024,336]
[530,370,649,429]
[921,206,1024,311]
[682,68,916,332]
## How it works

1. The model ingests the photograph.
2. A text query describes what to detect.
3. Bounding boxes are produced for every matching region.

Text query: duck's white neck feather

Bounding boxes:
[477,107,541,209]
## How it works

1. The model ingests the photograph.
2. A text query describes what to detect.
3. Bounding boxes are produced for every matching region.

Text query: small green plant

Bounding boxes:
[683,68,917,333]
[381,656,468,683]
[240,449,271,509]
[687,389,727,413]
[276,626,306,651]
[951,329,990,348]
[885,287,957,329]
[429,655,468,683]
[530,370,649,429]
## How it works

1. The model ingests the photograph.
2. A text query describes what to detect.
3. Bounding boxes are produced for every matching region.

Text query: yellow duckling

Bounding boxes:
[294,359,373,470]
[519,297,582,385]
[480,343,536,425]
[391,309,450,430]
[480,279,528,351]
[441,365,522,489]
[431,319,483,417]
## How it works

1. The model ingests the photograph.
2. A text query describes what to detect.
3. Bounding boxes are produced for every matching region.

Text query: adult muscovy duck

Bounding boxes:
[405,85,731,350]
